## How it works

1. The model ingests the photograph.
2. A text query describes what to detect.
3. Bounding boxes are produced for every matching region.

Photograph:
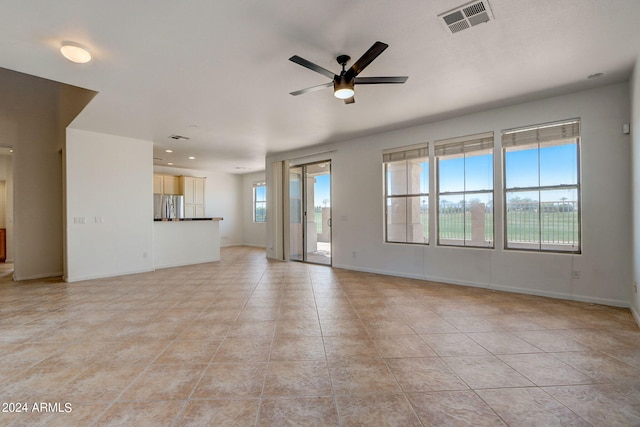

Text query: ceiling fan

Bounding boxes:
[289,41,408,104]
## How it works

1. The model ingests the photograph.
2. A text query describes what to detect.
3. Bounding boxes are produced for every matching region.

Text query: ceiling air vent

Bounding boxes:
[169,134,190,141]
[439,0,493,34]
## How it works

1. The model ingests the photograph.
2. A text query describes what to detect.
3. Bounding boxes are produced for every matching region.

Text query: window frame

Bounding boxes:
[253,181,266,223]
[435,132,495,249]
[502,119,581,253]
[383,143,429,245]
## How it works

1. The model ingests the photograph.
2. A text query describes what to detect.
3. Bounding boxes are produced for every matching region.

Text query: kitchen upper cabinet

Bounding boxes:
[181,176,206,218]
[154,174,206,218]
[153,174,163,194]
[154,174,181,195]
[163,176,180,195]
[194,177,205,204]
[182,177,195,204]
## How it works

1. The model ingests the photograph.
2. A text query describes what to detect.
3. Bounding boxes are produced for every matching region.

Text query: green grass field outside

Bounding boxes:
[317,209,578,244]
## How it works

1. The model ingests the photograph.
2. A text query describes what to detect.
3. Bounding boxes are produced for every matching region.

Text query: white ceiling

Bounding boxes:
[1,0,639,173]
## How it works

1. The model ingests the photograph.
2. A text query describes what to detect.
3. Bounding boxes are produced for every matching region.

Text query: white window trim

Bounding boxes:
[383,143,429,245]
[502,118,581,253]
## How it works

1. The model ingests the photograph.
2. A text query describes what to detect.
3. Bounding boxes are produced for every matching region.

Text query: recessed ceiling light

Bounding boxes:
[9,149,13,153]
[188,156,196,160]
[587,72,604,80]
[60,41,91,64]
[167,162,174,165]
[165,149,173,153]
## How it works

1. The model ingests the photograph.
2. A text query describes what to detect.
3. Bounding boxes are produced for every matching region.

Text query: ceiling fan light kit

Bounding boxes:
[289,41,408,104]
[334,77,354,99]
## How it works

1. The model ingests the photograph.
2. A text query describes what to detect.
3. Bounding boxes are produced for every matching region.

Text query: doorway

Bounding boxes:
[289,160,331,265]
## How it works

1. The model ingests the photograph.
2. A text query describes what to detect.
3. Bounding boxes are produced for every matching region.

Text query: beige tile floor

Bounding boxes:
[0,246,639,426]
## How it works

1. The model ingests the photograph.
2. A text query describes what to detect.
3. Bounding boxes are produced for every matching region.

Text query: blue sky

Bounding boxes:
[314,174,331,207]
[439,143,578,202]
[506,144,578,188]
[255,185,266,201]
[309,142,578,208]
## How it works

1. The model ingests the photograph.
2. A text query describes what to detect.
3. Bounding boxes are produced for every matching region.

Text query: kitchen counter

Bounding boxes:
[153,218,222,269]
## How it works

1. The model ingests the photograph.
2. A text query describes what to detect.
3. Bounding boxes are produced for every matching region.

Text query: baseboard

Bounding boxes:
[332,263,426,280]
[221,242,244,248]
[14,271,63,281]
[153,257,220,270]
[486,282,629,308]
[631,304,640,328]
[332,262,630,308]
[64,267,155,283]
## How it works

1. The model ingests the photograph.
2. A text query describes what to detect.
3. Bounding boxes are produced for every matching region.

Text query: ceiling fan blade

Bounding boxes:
[354,76,408,84]
[344,41,389,81]
[289,82,333,96]
[289,55,336,79]
[344,96,355,105]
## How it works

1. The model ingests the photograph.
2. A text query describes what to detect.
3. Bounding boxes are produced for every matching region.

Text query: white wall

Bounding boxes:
[242,172,267,247]
[154,166,243,247]
[268,82,633,307]
[65,128,154,281]
[631,59,640,323]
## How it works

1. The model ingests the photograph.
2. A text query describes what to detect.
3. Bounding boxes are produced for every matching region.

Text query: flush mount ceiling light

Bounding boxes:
[587,72,605,80]
[60,41,91,63]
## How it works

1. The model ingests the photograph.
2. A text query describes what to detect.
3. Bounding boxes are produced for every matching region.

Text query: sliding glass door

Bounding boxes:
[289,161,331,265]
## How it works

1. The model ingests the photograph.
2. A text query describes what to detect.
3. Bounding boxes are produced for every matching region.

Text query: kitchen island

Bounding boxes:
[153,218,223,269]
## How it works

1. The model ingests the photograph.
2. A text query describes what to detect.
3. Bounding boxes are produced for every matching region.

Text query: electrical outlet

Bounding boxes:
[142,251,148,259]
[572,270,581,279]
[352,251,356,258]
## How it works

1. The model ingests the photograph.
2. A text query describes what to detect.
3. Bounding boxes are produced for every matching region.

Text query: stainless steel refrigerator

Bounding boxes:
[154,194,185,219]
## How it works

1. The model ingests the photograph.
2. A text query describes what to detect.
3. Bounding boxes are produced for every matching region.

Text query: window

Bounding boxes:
[253,181,266,222]
[503,119,580,252]
[436,132,494,247]
[384,143,429,244]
